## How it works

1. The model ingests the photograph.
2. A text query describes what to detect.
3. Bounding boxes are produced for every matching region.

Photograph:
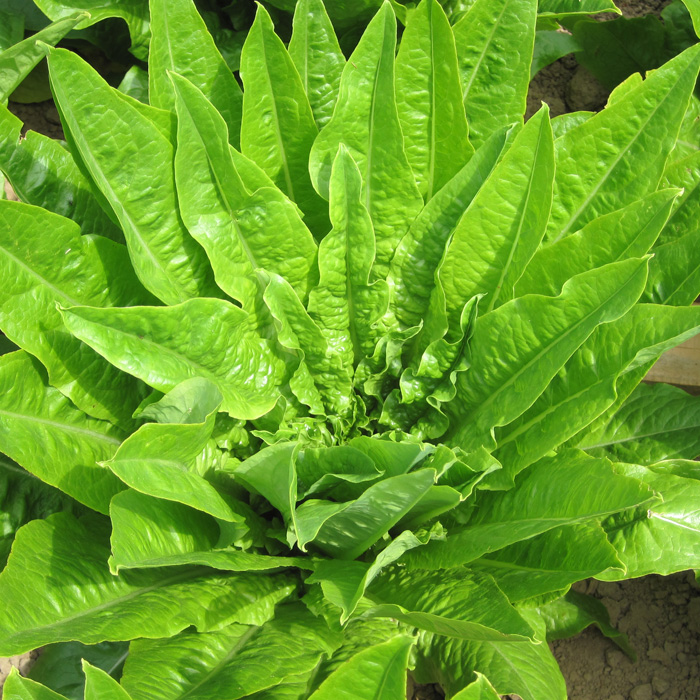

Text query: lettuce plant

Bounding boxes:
[2,0,700,698]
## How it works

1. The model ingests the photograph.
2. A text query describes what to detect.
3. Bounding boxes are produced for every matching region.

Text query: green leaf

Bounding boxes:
[3,668,70,700]
[47,48,219,305]
[445,258,649,452]
[645,228,700,306]
[0,13,86,103]
[240,5,326,233]
[308,635,415,700]
[289,0,345,129]
[395,0,473,199]
[0,352,124,513]
[577,382,700,463]
[149,0,242,146]
[661,152,700,246]
[32,0,151,59]
[309,2,423,280]
[83,661,132,700]
[0,513,295,656]
[404,450,654,569]
[531,30,580,78]
[450,674,501,700]
[454,0,537,146]
[0,105,124,242]
[0,11,23,52]
[0,200,152,426]
[547,45,700,241]
[538,0,619,15]
[600,460,700,578]
[121,605,339,700]
[682,0,700,35]
[60,299,286,421]
[117,66,148,104]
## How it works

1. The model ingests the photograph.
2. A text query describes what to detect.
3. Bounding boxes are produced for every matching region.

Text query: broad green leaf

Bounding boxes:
[308,636,414,700]
[83,662,132,700]
[0,13,86,103]
[109,490,305,573]
[0,11,23,51]
[600,460,700,578]
[0,513,295,656]
[309,2,423,279]
[3,669,69,700]
[661,152,700,246]
[538,0,619,15]
[297,469,435,559]
[516,189,678,298]
[47,48,219,305]
[451,674,500,700]
[289,0,345,129]
[550,111,592,139]
[471,523,622,603]
[0,200,152,426]
[0,456,84,570]
[29,641,129,700]
[388,125,512,331]
[32,0,150,59]
[117,65,148,104]
[577,382,700,463]
[170,74,318,315]
[445,258,649,452]
[425,105,553,340]
[395,0,473,199]
[121,605,339,700]
[0,105,123,241]
[531,30,580,77]
[60,299,286,420]
[404,450,654,569]
[366,569,534,641]
[240,5,326,233]
[682,0,700,37]
[547,45,700,241]
[645,228,700,306]
[0,352,124,513]
[308,145,388,366]
[454,0,537,146]
[149,0,242,146]
[494,303,700,478]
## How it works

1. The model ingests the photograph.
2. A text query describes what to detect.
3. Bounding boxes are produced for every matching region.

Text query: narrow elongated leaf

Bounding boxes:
[395,0,473,198]
[0,513,295,656]
[289,0,345,129]
[0,13,86,103]
[60,299,286,420]
[83,662,132,700]
[309,2,423,279]
[404,450,654,570]
[0,105,123,241]
[149,0,242,145]
[538,0,619,15]
[454,0,537,146]
[547,45,700,241]
[600,460,700,578]
[3,669,69,700]
[240,5,326,233]
[0,200,151,426]
[121,605,339,700]
[47,48,219,305]
[578,382,700,463]
[0,352,124,513]
[445,258,648,452]
[309,636,414,700]
[308,146,388,366]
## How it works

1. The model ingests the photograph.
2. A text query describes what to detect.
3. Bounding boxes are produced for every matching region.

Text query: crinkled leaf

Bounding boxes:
[645,228,700,306]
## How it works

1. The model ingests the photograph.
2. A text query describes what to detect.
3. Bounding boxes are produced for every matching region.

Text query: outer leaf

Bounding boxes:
[445,258,649,452]
[404,450,654,569]
[0,200,152,426]
[3,669,69,700]
[577,382,700,463]
[83,661,132,700]
[0,513,295,656]
[538,0,619,14]
[121,605,339,700]
[0,13,86,103]
[645,228,700,306]
[0,352,124,513]
[600,460,700,578]
[453,0,537,146]
[47,48,219,305]
[308,635,414,700]
[289,0,345,129]
[661,152,700,246]
[547,45,700,241]
[60,299,286,420]
[149,0,242,145]
[240,5,326,233]
[451,674,501,700]
[682,0,700,35]
[309,2,423,279]
[395,0,473,198]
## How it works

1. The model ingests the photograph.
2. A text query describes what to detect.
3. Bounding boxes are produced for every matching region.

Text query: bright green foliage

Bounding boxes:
[2,0,700,698]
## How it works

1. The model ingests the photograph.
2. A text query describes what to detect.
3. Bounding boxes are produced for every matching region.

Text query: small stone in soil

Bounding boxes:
[629,684,653,700]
